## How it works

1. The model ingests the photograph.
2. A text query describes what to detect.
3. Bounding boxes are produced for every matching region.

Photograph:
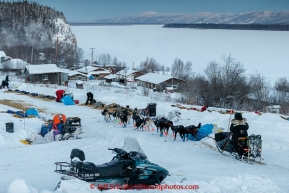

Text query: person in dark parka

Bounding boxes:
[5,75,10,88]
[230,112,249,157]
[86,92,94,105]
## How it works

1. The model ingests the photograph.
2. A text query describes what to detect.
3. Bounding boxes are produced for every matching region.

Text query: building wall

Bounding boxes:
[69,74,87,81]
[133,72,145,78]
[137,78,186,92]
[26,73,60,84]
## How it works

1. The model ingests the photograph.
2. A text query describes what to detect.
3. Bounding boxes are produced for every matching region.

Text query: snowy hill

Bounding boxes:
[0,76,289,193]
[79,11,289,24]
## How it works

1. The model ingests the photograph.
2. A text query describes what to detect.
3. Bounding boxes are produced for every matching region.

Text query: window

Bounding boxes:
[42,75,48,80]
[78,76,82,80]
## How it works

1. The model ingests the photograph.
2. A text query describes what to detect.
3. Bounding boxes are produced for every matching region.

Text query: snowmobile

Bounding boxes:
[215,132,263,164]
[54,137,169,190]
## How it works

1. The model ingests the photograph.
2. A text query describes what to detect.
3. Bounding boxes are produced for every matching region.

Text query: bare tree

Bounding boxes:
[183,61,194,81]
[270,77,289,114]
[138,57,160,73]
[171,58,184,79]
[98,53,111,66]
[200,55,249,107]
[83,59,90,67]
[165,66,170,75]
[248,73,271,111]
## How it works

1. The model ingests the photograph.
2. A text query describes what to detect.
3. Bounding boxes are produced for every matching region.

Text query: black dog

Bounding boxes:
[173,123,201,141]
[172,125,185,141]
[153,117,169,133]
[120,114,128,128]
[135,117,145,131]
[159,120,174,137]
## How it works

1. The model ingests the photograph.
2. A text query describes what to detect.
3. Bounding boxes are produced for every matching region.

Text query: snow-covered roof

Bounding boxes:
[0,59,29,70]
[89,70,110,75]
[76,80,83,84]
[105,74,118,79]
[267,105,281,109]
[77,66,97,74]
[117,69,137,76]
[25,64,59,74]
[58,68,86,76]
[0,51,6,57]
[92,63,117,68]
[136,73,174,85]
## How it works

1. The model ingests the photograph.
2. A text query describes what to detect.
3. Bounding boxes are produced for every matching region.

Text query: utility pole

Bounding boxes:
[55,37,58,66]
[89,48,95,65]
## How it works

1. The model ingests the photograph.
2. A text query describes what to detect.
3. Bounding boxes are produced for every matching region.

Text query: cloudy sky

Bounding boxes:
[13,0,288,21]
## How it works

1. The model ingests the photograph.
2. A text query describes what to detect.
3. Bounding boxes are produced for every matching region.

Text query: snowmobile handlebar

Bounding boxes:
[108,148,128,157]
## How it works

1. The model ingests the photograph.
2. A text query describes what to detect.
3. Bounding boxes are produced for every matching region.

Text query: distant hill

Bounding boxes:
[0,1,80,67]
[69,11,289,25]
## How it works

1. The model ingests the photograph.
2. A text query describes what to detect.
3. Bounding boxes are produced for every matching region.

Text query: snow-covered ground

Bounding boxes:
[1,76,289,193]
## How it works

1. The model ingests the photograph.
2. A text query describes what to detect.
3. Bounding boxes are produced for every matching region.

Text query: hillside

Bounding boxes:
[0,1,79,67]
[69,11,289,25]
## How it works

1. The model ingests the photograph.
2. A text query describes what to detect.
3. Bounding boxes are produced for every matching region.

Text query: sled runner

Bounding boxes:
[214,132,264,164]
[54,137,169,190]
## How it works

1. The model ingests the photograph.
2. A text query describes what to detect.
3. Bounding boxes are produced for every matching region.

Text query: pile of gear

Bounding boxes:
[21,114,82,145]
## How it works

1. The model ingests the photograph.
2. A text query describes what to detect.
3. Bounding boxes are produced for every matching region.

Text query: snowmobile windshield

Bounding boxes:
[122,137,148,161]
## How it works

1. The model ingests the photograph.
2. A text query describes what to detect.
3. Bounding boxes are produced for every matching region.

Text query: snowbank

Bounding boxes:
[7,175,282,193]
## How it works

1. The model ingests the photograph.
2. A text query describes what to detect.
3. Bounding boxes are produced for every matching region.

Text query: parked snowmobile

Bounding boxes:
[54,137,169,190]
[215,132,263,164]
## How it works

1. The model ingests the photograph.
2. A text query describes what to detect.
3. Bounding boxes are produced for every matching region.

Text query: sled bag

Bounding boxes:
[215,132,231,142]
[217,137,233,153]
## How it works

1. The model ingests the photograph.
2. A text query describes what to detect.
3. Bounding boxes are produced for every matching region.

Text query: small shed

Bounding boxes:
[76,80,84,89]
[104,74,117,83]
[89,70,110,79]
[266,105,281,114]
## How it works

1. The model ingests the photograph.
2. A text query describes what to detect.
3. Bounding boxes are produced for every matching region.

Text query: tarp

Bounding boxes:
[61,95,75,105]
[26,108,39,117]
[16,111,27,117]
[188,124,214,141]
[6,110,27,117]
[88,75,95,80]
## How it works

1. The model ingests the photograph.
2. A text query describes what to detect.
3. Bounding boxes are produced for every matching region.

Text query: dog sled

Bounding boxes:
[214,132,264,164]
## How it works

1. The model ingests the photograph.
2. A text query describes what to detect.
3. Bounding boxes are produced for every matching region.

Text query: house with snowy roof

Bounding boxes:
[77,66,98,74]
[0,51,12,63]
[24,64,68,85]
[0,58,29,75]
[135,72,186,92]
[91,61,118,74]
[116,69,145,82]
[58,68,87,81]
[89,70,111,79]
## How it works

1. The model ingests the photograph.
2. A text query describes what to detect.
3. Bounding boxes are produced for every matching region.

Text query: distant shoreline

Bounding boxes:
[163,23,289,31]
[68,22,289,31]
[67,22,164,26]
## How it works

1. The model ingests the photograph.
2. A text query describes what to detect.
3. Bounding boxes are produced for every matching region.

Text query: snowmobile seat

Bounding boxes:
[71,160,84,169]
[83,160,129,177]
[70,149,85,162]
